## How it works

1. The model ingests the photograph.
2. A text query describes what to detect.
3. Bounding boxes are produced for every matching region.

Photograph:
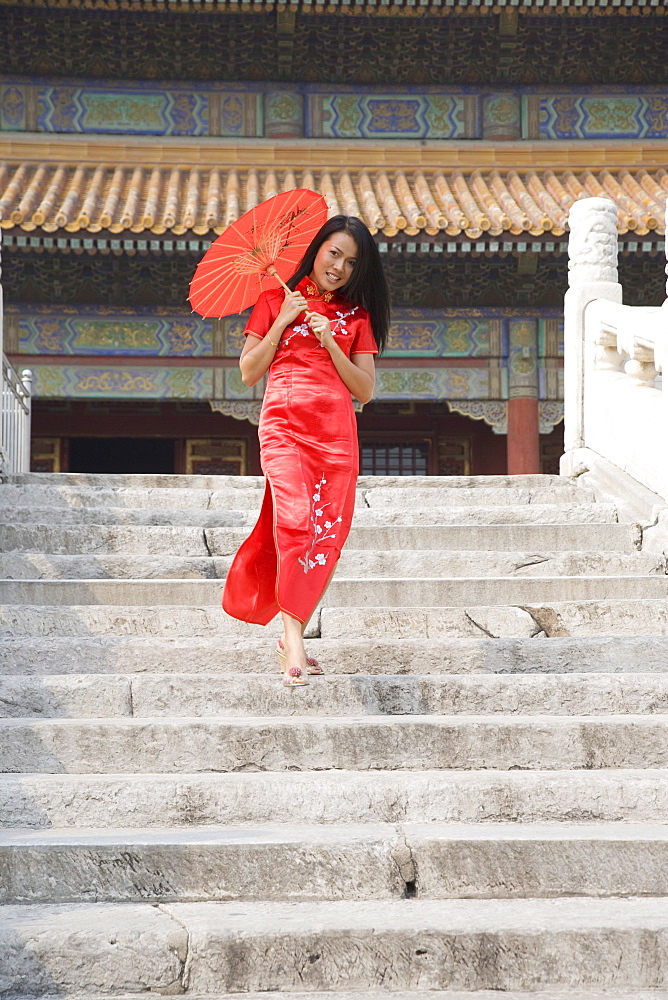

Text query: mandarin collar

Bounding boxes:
[297,276,338,304]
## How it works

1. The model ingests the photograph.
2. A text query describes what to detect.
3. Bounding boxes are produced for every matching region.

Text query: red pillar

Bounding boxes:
[507,396,540,474]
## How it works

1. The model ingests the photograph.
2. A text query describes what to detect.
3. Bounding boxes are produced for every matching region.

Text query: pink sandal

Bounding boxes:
[283,664,307,687]
[276,638,324,675]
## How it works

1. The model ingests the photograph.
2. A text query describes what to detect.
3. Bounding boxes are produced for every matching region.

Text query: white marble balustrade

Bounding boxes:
[562,195,668,503]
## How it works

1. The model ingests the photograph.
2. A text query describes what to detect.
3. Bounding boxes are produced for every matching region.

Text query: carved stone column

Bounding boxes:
[562,197,622,474]
[506,318,540,475]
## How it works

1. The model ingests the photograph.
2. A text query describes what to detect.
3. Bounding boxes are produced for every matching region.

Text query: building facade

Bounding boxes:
[0,0,666,477]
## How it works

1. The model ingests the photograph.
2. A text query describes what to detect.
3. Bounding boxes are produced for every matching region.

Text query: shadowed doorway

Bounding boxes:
[68,438,175,474]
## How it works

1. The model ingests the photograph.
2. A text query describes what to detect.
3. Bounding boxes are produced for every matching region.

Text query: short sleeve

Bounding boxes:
[351,312,378,355]
[244,291,276,340]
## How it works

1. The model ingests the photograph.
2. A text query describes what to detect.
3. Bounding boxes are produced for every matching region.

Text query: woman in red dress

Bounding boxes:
[222,216,390,685]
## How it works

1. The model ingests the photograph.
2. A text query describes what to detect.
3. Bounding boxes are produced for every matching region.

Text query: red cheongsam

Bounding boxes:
[222,277,378,625]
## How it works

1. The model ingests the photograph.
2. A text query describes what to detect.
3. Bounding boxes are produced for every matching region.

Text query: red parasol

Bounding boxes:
[188,188,329,318]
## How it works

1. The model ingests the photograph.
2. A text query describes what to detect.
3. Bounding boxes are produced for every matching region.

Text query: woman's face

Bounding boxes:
[310,232,358,293]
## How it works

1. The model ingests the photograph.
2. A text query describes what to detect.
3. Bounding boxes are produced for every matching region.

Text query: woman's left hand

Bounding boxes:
[308,312,335,350]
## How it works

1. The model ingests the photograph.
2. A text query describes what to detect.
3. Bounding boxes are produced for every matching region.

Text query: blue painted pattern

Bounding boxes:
[14,306,213,357]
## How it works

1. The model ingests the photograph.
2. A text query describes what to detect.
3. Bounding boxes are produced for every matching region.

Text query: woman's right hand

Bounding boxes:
[277,290,309,328]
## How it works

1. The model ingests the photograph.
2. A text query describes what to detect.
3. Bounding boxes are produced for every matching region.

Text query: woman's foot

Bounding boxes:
[277,637,323,675]
[282,663,308,687]
[277,634,309,686]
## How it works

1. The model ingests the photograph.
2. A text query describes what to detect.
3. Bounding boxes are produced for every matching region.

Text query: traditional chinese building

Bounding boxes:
[0,0,666,477]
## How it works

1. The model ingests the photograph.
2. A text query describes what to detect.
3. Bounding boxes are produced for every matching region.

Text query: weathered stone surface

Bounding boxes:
[1,471,264,489]
[0,606,284,639]
[522,599,668,637]
[7,671,668,720]
[352,502,618,526]
[0,485,262,510]
[0,554,226,580]
[407,821,668,898]
[208,522,641,555]
[361,486,594,508]
[357,474,567,490]
[0,525,213,556]
[321,600,668,639]
[3,575,668,608]
[0,675,131,718]
[120,672,668,718]
[337,549,664,579]
[3,770,668,829]
[2,467,668,996]
[3,715,668,773]
[0,902,186,995]
[0,823,404,903]
[5,471,562,490]
[2,821,667,904]
[25,992,667,1000]
[3,635,668,677]
[3,549,661,581]
[0,507,250,527]
[166,898,668,991]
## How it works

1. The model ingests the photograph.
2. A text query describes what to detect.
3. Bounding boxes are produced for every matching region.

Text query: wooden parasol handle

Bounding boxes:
[266,265,312,319]
[266,265,292,295]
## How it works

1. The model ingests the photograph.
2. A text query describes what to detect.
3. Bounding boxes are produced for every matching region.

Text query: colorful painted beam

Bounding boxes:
[2,79,667,142]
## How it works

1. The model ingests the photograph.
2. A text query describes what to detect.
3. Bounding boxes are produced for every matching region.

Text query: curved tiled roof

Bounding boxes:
[0,161,666,239]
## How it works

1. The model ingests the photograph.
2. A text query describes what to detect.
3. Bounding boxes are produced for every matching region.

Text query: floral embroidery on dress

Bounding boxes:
[298,475,343,574]
[316,306,359,349]
[280,321,311,348]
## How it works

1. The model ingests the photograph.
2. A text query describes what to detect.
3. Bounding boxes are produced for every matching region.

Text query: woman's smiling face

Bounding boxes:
[310,232,358,293]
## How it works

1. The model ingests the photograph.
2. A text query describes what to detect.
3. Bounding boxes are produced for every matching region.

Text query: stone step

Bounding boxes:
[0,483,594,511]
[2,635,668,676]
[210,522,639,554]
[4,769,668,829]
[0,822,405,904]
[4,598,668,639]
[0,502,619,538]
[321,598,668,639]
[362,485,594,507]
[2,672,668,719]
[0,522,639,556]
[350,502,618,525]
[2,472,567,489]
[1,549,661,581]
[2,821,668,904]
[3,715,668,773]
[2,899,666,993]
[0,507,251,527]
[1,575,667,608]
[8,994,666,1000]
[0,524,217,555]
[0,485,263,511]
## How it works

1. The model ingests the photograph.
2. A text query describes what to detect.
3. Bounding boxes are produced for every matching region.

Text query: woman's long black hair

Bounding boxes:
[287,215,390,355]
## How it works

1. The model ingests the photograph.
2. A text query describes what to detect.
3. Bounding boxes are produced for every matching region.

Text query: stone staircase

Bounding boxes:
[1,470,668,999]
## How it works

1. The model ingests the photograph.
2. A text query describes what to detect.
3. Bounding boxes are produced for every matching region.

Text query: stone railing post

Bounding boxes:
[561,197,622,475]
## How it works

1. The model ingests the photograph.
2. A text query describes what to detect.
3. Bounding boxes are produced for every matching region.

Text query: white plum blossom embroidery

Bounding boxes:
[298,475,343,574]
[317,306,359,348]
[280,322,311,348]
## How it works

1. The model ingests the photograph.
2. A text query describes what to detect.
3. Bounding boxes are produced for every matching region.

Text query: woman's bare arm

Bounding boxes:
[325,344,375,404]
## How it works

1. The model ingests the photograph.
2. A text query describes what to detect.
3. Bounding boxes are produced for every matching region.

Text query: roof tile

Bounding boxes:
[0,162,665,238]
